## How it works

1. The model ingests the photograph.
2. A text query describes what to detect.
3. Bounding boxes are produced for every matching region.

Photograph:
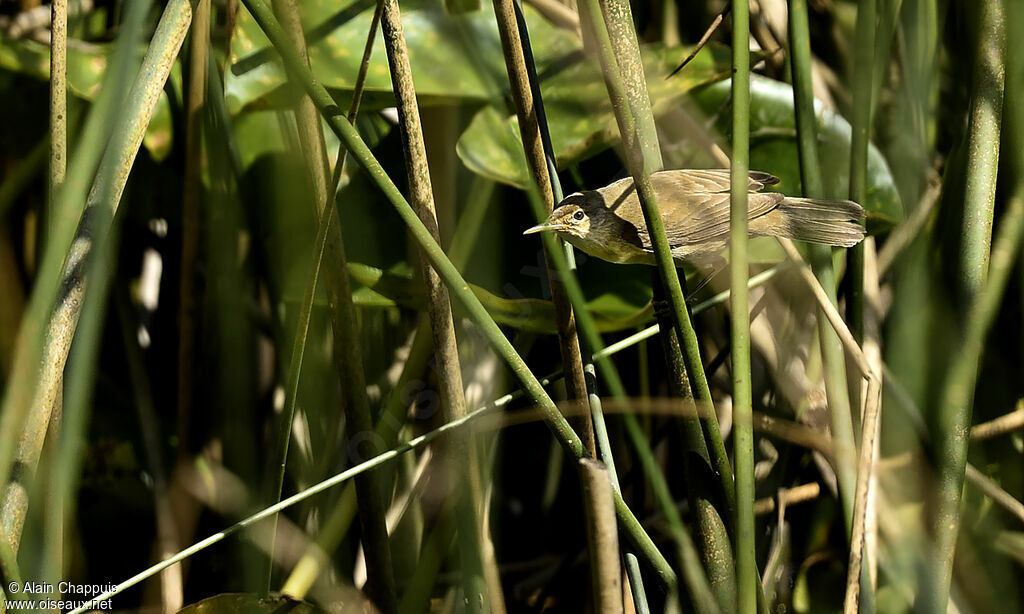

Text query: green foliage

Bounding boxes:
[457,43,729,187]
[0,0,1021,613]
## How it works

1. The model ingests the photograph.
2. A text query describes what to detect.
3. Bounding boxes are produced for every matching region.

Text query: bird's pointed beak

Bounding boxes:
[523,223,553,235]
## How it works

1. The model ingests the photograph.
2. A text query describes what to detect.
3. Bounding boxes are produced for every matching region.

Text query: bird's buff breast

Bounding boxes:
[562,233,646,265]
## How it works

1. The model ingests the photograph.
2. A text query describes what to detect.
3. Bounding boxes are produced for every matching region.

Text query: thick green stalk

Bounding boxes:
[239,0,674,587]
[786,0,858,539]
[927,188,1024,611]
[927,2,1007,611]
[652,280,735,611]
[955,0,1005,305]
[577,0,736,520]
[729,1,755,612]
[41,209,119,603]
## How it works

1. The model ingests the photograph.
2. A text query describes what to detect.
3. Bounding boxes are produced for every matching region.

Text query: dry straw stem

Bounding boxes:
[48,0,67,211]
[0,0,192,554]
[578,459,624,614]
[41,0,68,589]
[965,464,1024,526]
[970,401,1024,440]
[752,483,821,516]
[843,239,884,614]
[490,0,595,455]
[523,0,579,32]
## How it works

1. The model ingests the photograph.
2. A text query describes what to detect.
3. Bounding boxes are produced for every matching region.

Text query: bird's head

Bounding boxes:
[523,196,594,240]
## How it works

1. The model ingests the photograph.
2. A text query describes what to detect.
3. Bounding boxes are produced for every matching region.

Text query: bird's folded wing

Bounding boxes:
[651,169,780,193]
[633,191,782,249]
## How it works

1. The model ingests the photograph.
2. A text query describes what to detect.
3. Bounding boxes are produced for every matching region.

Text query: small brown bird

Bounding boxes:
[524,169,865,265]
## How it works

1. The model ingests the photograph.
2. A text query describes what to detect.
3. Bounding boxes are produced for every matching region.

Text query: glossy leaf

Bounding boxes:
[226,0,578,113]
[456,43,731,188]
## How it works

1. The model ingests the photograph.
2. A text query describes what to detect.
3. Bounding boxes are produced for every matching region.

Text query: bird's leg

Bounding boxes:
[684,256,728,304]
[651,259,725,318]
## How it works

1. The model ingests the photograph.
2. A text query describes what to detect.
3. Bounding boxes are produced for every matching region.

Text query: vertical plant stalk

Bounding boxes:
[42,207,119,605]
[275,3,383,599]
[579,0,736,515]
[931,188,1024,609]
[377,0,502,610]
[504,3,648,602]
[49,0,67,224]
[575,0,740,601]
[0,0,191,555]
[928,2,1007,610]
[115,290,184,612]
[490,0,595,455]
[846,0,877,346]
[842,242,883,614]
[280,177,493,601]
[266,0,396,610]
[584,364,650,613]
[785,0,858,539]
[652,280,735,612]
[42,0,68,586]
[955,0,1005,304]
[729,1,756,612]
[578,459,624,614]
[239,0,675,588]
[178,0,210,476]
[264,0,337,588]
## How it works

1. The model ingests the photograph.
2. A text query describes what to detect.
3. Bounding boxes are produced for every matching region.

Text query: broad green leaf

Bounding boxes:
[227,0,578,114]
[456,43,730,188]
[342,261,654,333]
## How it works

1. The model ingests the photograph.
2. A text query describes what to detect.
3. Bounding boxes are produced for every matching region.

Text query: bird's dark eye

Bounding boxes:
[573,210,585,221]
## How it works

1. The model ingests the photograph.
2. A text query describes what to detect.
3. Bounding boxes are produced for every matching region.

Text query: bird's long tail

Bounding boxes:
[772,197,865,247]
